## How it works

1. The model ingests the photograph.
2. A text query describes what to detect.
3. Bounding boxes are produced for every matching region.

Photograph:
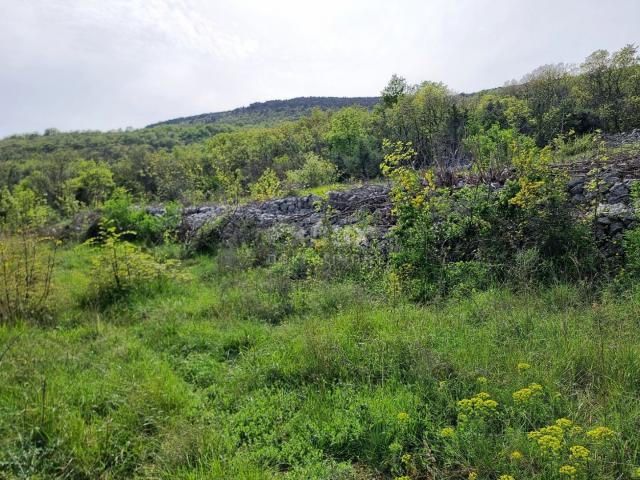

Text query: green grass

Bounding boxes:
[1,246,640,479]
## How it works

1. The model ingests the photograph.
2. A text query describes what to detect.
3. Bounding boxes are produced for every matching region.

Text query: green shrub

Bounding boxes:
[286,152,339,189]
[0,185,55,231]
[0,232,57,325]
[249,168,283,201]
[101,188,181,244]
[82,225,185,308]
[382,141,599,301]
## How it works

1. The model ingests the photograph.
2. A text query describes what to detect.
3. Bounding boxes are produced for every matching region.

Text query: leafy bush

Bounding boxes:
[0,185,54,231]
[464,124,535,181]
[382,140,599,301]
[101,188,181,244]
[286,152,339,189]
[0,232,57,325]
[249,168,283,201]
[82,225,184,307]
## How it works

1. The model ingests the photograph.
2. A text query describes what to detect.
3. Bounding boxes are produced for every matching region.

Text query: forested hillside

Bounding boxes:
[148,96,380,127]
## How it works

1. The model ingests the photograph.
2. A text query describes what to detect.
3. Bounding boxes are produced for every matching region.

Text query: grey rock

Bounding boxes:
[610,222,625,235]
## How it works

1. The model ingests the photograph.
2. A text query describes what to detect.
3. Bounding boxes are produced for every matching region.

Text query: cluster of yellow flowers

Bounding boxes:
[516,362,531,372]
[569,445,590,463]
[468,472,478,480]
[525,418,617,478]
[457,392,499,417]
[389,442,403,453]
[440,426,455,438]
[528,423,566,455]
[559,464,577,478]
[508,178,545,209]
[509,450,523,462]
[512,383,543,404]
[631,466,640,479]
[585,426,615,442]
[393,476,410,480]
[555,418,573,429]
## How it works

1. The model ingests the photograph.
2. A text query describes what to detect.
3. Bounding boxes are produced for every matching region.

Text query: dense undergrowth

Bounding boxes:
[1,237,640,479]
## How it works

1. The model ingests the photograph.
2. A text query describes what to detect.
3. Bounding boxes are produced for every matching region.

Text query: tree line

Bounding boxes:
[1,44,639,227]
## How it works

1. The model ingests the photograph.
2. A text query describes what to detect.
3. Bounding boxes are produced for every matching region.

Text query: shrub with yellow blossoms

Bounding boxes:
[526,418,616,478]
[457,392,499,417]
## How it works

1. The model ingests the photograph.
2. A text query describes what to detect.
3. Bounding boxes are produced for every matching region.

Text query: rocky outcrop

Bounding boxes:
[567,173,637,245]
[179,184,392,243]
[179,165,638,253]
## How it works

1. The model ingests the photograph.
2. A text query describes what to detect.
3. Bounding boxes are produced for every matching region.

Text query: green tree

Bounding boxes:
[325,106,378,178]
[64,160,115,206]
[286,152,339,188]
[578,44,640,132]
[250,168,283,201]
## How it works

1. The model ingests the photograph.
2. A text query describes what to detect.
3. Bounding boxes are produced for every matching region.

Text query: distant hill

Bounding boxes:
[148,96,380,128]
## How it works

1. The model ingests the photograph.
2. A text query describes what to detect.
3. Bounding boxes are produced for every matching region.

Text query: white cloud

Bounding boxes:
[1,0,639,136]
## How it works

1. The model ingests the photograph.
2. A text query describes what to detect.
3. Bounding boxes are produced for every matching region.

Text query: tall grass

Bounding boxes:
[1,247,640,478]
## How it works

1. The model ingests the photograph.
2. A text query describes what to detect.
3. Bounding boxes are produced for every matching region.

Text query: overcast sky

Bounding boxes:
[1,0,639,137]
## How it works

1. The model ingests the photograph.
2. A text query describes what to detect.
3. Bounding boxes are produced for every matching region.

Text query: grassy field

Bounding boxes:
[1,244,640,479]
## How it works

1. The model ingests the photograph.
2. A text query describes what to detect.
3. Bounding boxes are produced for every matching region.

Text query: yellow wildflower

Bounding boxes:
[586,426,615,442]
[468,472,478,480]
[397,412,410,422]
[394,476,411,480]
[457,392,498,417]
[569,445,590,462]
[539,434,563,454]
[517,362,531,372]
[631,467,640,479]
[509,450,523,461]
[559,465,577,477]
[542,425,564,437]
[477,376,488,384]
[498,475,515,480]
[401,453,412,464]
[513,383,543,404]
[555,418,573,429]
[440,427,455,438]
